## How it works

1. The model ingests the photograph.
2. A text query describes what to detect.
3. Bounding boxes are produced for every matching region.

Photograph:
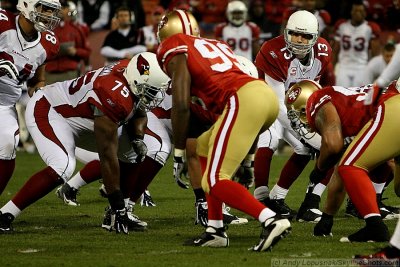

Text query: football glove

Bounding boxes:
[0,59,18,80]
[173,149,189,189]
[111,208,129,234]
[235,154,255,189]
[309,167,326,184]
[131,138,147,163]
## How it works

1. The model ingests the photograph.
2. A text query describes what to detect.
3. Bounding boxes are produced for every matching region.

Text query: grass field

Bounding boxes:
[0,152,398,267]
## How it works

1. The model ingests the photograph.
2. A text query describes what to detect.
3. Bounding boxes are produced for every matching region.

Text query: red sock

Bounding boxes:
[129,157,163,202]
[0,159,15,195]
[12,166,62,210]
[254,147,274,187]
[206,192,223,221]
[211,180,265,219]
[80,160,101,184]
[338,165,379,217]
[277,153,310,189]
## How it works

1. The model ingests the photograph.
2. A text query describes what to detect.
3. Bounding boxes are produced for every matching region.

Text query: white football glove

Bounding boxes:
[0,59,18,80]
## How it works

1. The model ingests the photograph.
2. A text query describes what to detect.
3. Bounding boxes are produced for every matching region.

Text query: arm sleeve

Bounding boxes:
[100,46,126,59]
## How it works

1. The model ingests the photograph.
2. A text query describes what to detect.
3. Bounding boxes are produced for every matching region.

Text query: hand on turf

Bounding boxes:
[111,208,129,234]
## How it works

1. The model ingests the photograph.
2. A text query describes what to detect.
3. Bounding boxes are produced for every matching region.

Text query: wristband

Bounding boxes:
[174,148,185,157]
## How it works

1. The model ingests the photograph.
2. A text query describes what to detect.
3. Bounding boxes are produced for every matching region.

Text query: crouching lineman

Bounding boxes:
[0,52,168,234]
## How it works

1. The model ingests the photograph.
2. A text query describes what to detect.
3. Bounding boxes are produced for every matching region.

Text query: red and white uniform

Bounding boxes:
[25,60,137,181]
[255,35,331,153]
[334,19,381,87]
[215,22,260,61]
[0,10,59,159]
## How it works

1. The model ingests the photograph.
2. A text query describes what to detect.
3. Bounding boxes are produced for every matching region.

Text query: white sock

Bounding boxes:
[208,220,224,229]
[390,218,400,249]
[258,208,276,223]
[67,172,87,189]
[0,201,21,218]
[312,183,326,197]
[254,186,269,201]
[269,185,288,200]
[372,182,385,194]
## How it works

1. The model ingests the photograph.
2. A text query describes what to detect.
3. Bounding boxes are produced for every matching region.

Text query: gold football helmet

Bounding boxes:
[285,79,322,140]
[157,9,200,43]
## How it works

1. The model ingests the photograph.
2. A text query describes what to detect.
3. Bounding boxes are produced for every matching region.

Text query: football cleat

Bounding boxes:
[263,198,296,220]
[56,183,80,206]
[313,214,333,237]
[0,212,14,233]
[184,226,229,247]
[140,190,156,207]
[353,246,400,266]
[296,208,322,223]
[252,215,291,252]
[102,205,147,232]
[340,223,389,243]
[194,200,248,226]
[345,198,362,219]
[380,207,399,221]
[223,205,248,225]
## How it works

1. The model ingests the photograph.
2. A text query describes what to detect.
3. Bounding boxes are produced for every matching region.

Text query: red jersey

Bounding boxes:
[306,82,399,137]
[44,60,136,125]
[157,33,255,114]
[255,35,331,91]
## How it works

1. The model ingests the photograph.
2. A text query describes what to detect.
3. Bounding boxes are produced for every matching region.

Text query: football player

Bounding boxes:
[253,10,332,222]
[157,9,291,251]
[285,79,400,242]
[214,1,260,61]
[0,52,168,234]
[332,0,381,87]
[0,0,60,197]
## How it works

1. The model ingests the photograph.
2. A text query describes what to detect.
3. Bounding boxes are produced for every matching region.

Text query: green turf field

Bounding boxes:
[0,152,397,267]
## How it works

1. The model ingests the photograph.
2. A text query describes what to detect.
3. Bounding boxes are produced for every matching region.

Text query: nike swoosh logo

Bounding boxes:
[193,239,202,244]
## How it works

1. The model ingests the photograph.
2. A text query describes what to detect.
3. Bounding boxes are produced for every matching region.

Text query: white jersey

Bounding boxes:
[0,10,59,106]
[334,19,381,67]
[376,44,400,87]
[365,55,388,84]
[140,25,158,50]
[215,22,260,61]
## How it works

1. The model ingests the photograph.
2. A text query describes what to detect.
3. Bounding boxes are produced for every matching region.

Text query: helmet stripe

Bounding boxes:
[176,10,192,35]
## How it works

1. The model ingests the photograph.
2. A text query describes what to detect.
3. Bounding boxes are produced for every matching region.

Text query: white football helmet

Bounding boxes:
[284,10,319,56]
[285,79,322,149]
[123,52,169,111]
[226,1,247,26]
[234,55,258,78]
[157,9,200,43]
[17,0,61,32]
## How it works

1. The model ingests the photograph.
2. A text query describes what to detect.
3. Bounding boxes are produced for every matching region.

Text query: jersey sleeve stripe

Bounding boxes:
[162,45,188,63]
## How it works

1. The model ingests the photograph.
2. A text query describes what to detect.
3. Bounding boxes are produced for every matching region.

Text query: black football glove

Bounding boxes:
[111,208,129,234]
[309,167,327,184]
[173,149,189,189]
[131,138,147,163]
[235,155,255,189]
[0,59,18,80]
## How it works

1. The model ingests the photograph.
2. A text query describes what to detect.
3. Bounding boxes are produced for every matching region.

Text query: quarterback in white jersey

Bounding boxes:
[0,1,60,196]
[365,42,396,84]
[215,1,260,60]
[376,43,400,87]
[254,10,331,222]
[333,1,381,87]
[0,52,169,234]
